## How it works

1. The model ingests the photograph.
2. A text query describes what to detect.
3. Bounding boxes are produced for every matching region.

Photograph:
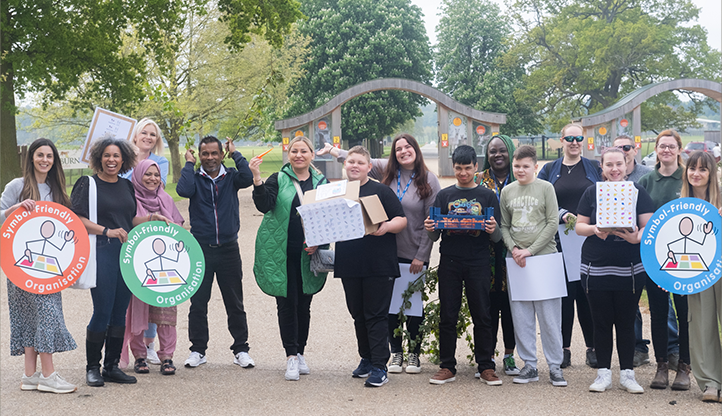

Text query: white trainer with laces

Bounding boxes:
[589,368,612,392]
[297,354,310,375]
[38,372,77,394]
[388,352,403,373]
[146,342,161,365]
[184,351,207,368]
[620,369,644,394]
[285,356,300,381]
[234,351,255,368]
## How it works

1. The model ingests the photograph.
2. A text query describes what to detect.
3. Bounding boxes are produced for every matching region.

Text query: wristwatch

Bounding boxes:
[102,227,109,237]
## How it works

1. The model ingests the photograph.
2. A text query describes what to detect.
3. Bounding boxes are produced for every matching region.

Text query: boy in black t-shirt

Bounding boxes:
[335,146,407,388]
[424,145,503,386]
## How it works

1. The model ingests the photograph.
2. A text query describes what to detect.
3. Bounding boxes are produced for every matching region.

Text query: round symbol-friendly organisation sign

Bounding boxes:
[641,198,722,295]
[120,221,204,307]
[1,201,90,294]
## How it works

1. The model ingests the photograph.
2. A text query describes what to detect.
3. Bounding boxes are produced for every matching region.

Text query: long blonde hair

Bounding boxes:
[287,136,321,175]
[654,129,684,169]
[680,151,721,208]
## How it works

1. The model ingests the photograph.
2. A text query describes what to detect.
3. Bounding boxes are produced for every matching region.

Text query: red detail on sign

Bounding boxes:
[636,143,641,149]
[333,143,341,149]
[441,140,449,148]
[588,143,594,150]
[282,144,289,151]
[318,121,327,130]
[620,119,629,128]
[476,125,486,135]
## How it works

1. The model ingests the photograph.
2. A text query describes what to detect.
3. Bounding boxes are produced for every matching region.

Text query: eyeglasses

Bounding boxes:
[617,145,633,152]
[563,136,584,142]
[658,144,678,150]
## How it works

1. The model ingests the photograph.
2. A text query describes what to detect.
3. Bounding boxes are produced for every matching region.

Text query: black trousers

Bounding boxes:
[276,247,313,356]
[561,279,595,349]
[645,276,690,364]
[188,241,249,355]
[587,288,642,370]
[489,290,515,353]
[388,313,423,354]
[438,256,494,374]
[342,276,394,369]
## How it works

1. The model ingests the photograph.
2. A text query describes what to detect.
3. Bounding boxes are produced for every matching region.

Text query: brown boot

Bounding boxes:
[650,361,668,389]
[671,361,691,390]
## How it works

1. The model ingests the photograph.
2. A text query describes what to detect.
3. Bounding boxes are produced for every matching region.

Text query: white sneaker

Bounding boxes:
[184,352,207,368]
[297,354,310,375]
[620,369,644,394]
[589,368,612,392]
[406,353,421,374]
[285,356,300,381]
[146,342,161,365]
[234,351,255,368]
[38,372,77,394]
[388,352,403,373]
[21,371,40,391]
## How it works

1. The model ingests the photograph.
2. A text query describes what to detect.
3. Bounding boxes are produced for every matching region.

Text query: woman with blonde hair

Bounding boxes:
[0,138,77,393]
[679,151,722,402]
[250,136,329,381]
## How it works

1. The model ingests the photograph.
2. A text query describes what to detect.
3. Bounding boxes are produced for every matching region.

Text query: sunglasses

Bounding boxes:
[617,145,633,151]
[563,135,584,142]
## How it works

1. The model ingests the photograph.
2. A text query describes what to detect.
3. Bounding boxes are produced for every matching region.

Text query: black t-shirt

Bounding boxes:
[335,180,406,278]
[576,182,654,267]
[553,162,592,216]
[71,175,137,234]
[433,185,500,266]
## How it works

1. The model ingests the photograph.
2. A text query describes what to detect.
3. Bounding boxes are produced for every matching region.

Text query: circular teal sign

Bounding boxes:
[641,198,721,295]
[120,221,204,307]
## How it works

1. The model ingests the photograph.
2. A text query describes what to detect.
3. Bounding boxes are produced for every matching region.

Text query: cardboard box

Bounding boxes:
[596,181,638,231]
[296,180,388,246]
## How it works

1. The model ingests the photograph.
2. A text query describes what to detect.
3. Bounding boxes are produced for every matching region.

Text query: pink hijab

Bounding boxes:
[131,159,184,225]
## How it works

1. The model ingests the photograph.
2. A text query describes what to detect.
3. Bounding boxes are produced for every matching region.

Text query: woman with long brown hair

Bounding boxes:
[0,138,77,393]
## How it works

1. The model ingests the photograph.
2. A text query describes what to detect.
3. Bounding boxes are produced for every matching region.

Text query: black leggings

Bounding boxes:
[587,289,642,370]
[646,276,691,364]
[275,247,313,356]
[388,313,423,354]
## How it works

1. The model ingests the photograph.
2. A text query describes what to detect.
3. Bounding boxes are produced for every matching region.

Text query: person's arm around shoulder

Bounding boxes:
[228,140,253,189]
[176,149,198,198]
[157,155,169,186]
[414,172,442,260]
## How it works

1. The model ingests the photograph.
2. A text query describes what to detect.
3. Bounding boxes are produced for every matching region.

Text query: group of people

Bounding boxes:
[2,123,721,404]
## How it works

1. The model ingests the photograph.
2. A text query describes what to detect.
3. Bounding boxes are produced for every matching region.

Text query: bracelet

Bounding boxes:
[102,227,108,236]
[149,213,154,222]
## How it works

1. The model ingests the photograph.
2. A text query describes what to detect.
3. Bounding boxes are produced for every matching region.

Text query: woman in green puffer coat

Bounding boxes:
[250,136,328,382]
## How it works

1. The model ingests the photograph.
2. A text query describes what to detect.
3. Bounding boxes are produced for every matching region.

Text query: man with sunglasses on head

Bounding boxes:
[613,135,651,182]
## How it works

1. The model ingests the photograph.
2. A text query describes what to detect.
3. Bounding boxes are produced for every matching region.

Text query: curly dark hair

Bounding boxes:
[88,137,137,174]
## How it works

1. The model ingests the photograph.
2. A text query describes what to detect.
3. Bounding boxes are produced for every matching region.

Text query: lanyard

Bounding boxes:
[490,171,508,202]
[396,170,415,201]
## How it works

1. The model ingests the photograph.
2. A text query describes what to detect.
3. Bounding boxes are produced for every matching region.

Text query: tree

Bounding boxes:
[286,0,433,156]
[434,0,541,136]
[0,0,302,189]
[506,0,722,132]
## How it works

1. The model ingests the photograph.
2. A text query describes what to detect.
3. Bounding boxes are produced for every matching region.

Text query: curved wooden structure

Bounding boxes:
[275,78,507,177]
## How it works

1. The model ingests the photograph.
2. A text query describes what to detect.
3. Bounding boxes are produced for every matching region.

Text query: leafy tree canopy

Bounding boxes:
[286,0,433,152]
[506,0,722,133]
[435,0,541,136]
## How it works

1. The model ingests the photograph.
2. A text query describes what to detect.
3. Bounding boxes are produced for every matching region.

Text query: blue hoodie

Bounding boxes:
[176,151,253,245]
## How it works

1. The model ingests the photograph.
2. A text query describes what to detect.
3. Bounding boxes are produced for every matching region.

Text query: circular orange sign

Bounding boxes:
[620,119,628,128]
[294,130,304,137]
[1,201,90,294]
[453,117,462,127]
[476,125,486,135]
[318,121,327,130]
[599,127,607,135]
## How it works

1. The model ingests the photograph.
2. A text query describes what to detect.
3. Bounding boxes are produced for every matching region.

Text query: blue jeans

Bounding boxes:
[87,238,132,332]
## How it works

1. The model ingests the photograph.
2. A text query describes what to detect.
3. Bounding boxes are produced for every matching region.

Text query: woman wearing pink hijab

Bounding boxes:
[121,159,185,375]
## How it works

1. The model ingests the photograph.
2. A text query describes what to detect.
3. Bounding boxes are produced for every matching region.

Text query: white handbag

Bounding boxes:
[71,176,97,289]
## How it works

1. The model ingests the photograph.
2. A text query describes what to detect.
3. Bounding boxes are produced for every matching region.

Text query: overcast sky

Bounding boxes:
[411,0,722,52]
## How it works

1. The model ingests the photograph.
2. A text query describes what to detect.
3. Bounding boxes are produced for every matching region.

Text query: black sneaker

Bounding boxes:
[586,349,598,368]
[352,358,373,378]
[561,349,571,368]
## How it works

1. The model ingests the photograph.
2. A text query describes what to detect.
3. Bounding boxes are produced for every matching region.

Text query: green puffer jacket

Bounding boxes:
[253,164,328,297]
